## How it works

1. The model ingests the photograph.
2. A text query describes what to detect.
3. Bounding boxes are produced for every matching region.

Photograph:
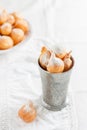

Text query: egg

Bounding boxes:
[10,28,24,45]
[49,44,67,59]
[39,48,51,70]
[47,52,64,73]
[15,19,29,33]
[7,14,15,25]
[0,22,12,35]
[11,12,23,21]
[18,101,37,123]
[63,51,72,71]
[0,36,13,50]
[0,10,8,25]
[64,58,72,71]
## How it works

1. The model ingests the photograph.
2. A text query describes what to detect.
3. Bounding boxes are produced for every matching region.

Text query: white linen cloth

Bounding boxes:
[0,0,80,129]
[0,38,78,130]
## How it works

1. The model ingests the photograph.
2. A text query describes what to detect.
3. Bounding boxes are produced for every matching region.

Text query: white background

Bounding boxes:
[0,0,87,130]
[1,0,87,42]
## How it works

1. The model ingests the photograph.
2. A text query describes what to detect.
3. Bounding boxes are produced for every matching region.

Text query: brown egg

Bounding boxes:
[0,22,12,35]
[39,49,51,70]
[63,50,72,59]
[11,12,23,21]
[47,53,64,73]
[0,10,8,25]
[10,28,24,45]
[63,51,72,71]
[15,19,29,33]
[18,101,37,123]
[64,58,72,71]
[7,14,15,25]
[0,36,13,50]
[56,52,66,59]
[50,44,67,59]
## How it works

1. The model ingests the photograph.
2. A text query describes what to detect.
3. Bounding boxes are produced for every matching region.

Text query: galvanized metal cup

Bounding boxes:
[38,57,74,111]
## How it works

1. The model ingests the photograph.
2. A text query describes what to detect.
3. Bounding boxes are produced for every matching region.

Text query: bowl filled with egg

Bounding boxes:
[0,10,31,54]
[38,44,74,111]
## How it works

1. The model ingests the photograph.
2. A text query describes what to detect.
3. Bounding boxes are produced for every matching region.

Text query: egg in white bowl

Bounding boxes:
[0,31,31,54]
[0,9,31,54]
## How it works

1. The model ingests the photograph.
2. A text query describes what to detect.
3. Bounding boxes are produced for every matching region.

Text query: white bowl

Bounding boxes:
[0,22,31,54]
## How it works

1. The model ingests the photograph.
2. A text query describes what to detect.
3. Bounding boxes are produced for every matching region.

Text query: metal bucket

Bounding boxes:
[38,57,74,111]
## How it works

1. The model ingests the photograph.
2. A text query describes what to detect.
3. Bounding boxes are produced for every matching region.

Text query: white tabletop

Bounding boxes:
[0,0,87,130]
